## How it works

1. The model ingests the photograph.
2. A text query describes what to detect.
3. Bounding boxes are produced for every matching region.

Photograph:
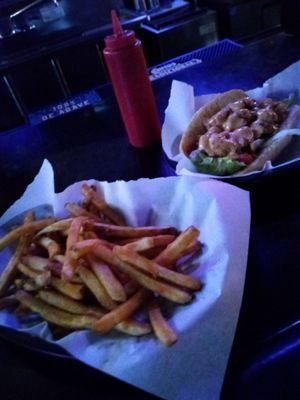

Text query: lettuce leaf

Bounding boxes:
[191,151,246,176]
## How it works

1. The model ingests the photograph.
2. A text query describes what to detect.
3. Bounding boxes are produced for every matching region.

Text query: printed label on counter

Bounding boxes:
[28,90,102,126]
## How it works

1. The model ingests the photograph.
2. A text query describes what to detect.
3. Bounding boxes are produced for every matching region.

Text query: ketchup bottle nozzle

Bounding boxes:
[111,10,124,36]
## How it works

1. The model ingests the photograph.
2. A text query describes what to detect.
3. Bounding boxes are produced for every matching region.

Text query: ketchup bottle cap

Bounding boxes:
[105,10,136,50]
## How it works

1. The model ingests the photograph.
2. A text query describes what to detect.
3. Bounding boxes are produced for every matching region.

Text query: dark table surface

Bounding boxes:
[0,32,300,400]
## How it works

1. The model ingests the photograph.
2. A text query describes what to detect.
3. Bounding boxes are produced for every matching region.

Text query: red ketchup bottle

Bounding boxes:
[103,10,161,148]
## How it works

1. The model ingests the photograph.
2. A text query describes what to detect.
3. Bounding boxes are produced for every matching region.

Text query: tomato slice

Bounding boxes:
[236,153,255,165]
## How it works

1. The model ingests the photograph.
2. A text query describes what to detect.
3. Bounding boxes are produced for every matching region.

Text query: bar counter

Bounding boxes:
[0,32,300,399]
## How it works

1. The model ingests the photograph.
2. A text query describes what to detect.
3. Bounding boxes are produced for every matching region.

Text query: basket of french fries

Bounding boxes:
[0,182,203,346]
[0,161,250,400]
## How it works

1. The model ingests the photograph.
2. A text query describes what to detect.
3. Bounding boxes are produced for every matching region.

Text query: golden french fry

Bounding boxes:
[34,270,51,288]
[115,319,151,336]
[36,218,73,237]
[22,255,82,284]
[18,261,84,298]
[92,244,192,304]
[38,289,151,336]
[22,255,61,276]
[81,183,126,226]
[70,239,113,260]
[38,236,62,259]
[87,255,126,302]
[154,226,200,268]
[87,222,178,239]
[17,263,51,289]
[22,255,49,271]
[38,289,103,317]
[22,280,40,292]
[122,235,175,253]
[0,211,35,296]
[62,217,85,281]
[148,298,178,347]
[51,277,85,300]
[115,247,201,291]
[16,290,96,330]
[0,218,54,251]
[77,265,117,310]
[115,247,157,277]
[65,203,99,219]
[93,289,149,334]
[178,240,202,259]
[17,262,39,279]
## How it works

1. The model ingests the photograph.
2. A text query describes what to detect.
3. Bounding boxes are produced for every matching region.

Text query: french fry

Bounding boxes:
[114,247,158,278]
[70,239,114,260]
[65,203,100,219]
[22,255,82,284]
[38,289,103,317]
[154,226,200,268]
[17,262,39,279]
[38,236,61,259]
[16,290,97,330]
[0,217,55,251]
[178,240,202,259]
[93,289,149,334]
[122,235,175,253]
[18,261,84,298]
[22,280,41,292]
[22,255,61,275]
[22,255,50,270]
[91,244,192,304]
[36,218,73,237]
[77,265,117,310]
[87,255,126,302]
[34,270,51,288]
[62,217,85,281]
[86,222,178,239]
[115,247,201,291]
[0,188,203,345]
[81,183,126,226]
[17,263,51,289]
[38,289,151,336]
[115,319,151,336]
[51,277,85,300]
[148,298,178,347]
[0,211,34,296]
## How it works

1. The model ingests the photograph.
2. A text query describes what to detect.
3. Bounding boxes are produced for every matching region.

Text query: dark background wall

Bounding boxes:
[0,0,291,132]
